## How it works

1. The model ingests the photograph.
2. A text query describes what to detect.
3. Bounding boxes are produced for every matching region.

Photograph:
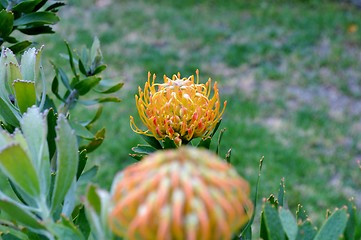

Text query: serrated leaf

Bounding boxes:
[261,202,286,240]
[314,208,348,240]
[21,106,50,195]
[344,199,357,240]
[0,191,45,230]
[0,9,14,37]
[13,80,36,114]
[13,11,59,26]
[296,220,317,240]
[0,144,40,198]
[278,178,285,207]
[9,41,32,54]
[51,115,79,213]
[94,82,123,94]
[279,208,298,240]
[20,47,42,82]
[296,204,308,222]
[132,144,156,154]
[74,76,101,95]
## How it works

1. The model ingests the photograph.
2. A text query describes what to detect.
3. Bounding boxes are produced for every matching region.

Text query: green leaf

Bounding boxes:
[48,216,84,240]
[46,108,57,160]
[74,206,91,239]
[296,220,317,240]
[0,144,40,198]
[78,97,122,105]
[94,82,123,94]
[78,165,98,185]
[0,223,30,239]
[261,202,286,240]
[69,120,94,140]
[279,208,298,240]
[314,208,348,240]
[92,64,106,75]
[21,106,50,195]
[78,58,87,76]
[20,47,43,82]
[12,0,42,13]
[216,128,226,155]
[73,76,101,95]
[163,137,177,149]
[13,12,59,26]
[225,148,231,163]
[140,135,163,149]
[9,41,32,54]
[344,199,357,240]
[45,2,66,12]
[131,144,157,155]
[79,128,105,153]
[76,149,88,180]
[51,115,79,213]
[81,105,103,127]
[238,156,264,238]
[278,178,285,207]
[0,97,20,126]
[196,137,211,149]
[296,204,308,223]
[18,25,55,35]
[0,191,45,230]
[7,62,22,94]
[65,41,78,79]
[0,9,14,37]
[13,80,36,114]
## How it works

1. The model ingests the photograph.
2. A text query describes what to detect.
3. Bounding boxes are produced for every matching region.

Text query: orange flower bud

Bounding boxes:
[109,147,253,240]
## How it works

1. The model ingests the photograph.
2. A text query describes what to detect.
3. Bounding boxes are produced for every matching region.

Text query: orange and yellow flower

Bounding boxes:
[109,147,253,240]
[130,70,226,145]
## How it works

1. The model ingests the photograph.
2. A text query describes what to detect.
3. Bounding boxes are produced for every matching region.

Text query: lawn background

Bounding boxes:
[36,0,361,230]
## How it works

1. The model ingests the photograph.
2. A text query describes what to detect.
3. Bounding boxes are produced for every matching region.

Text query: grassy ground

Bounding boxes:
[37,0,361,229]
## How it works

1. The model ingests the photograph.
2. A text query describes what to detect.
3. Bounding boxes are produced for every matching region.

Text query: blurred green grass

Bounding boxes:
[37,0,361,227]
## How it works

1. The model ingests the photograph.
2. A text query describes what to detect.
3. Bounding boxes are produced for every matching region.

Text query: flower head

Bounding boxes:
[130,70,226,145]
[109,147,253,240]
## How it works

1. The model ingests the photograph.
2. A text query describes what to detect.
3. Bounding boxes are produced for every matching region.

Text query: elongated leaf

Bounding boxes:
[0,97,20,126]
[78,165,98,185]
[20,47,42,82]
[314,208,348,240]
[94,82,123,94]
[344,199,357,240]
[79,128,105,153]
[132,144,156,154]
[7,62,22,95]
[197,137,211,149]
[45,2,66,12]
[13,80,36,114]
[296,220,317,240]
[65,41,77,79]
[18,25,55,35]
[74,76,101,95]
[51,115,79,212]
[279,208,298,240]
[261,202,286,240]
[0,9,13,37]
[92,64,106,75]
[9,41,32,54]
[216,128,226,154]
[12,0,42,13]
[48,216,84,240]
[13,11,59,26]
[0,224,30,239]
[76,150,88,180]
[21,106,50,195]
[140,135,163,149]
[78,58,87,76]
[0,191,45,230]
[278,178,285,207]
[81,105,103,127]
[70,121,94,140]
[0,144,40,198]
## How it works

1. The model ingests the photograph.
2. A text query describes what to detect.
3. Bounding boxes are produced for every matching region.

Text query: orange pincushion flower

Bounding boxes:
[108,147,253,240]
[130,70,226,145]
